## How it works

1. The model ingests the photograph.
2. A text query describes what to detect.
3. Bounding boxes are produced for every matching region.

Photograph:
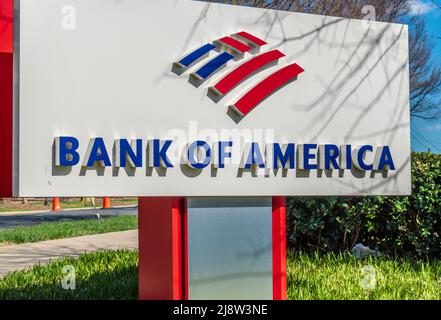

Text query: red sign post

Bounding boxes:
[138,197,287,300]
[0,0,13,198]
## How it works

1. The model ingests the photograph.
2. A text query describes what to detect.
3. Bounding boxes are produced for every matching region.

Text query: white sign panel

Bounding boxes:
[13,0,411,196]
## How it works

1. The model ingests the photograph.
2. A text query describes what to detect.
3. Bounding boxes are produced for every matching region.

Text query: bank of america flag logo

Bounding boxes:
[172,31,305,120]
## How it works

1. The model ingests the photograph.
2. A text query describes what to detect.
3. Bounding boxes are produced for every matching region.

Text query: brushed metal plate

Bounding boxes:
[187,197,273,300]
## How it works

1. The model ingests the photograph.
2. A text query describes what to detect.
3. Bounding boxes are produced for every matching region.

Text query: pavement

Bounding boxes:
[0,206,138,230]
[0,230,138,278]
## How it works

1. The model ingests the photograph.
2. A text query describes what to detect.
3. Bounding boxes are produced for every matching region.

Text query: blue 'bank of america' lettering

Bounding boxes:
[54,136,395,173]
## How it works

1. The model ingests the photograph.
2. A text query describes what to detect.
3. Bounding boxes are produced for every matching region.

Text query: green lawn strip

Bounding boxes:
[0,249,138,300]
[0,198,138,213]
[0,215,138,245]
[60,199,138,209]
[0,207,32,213]
[287,251,441,300]
[1,249,440,300]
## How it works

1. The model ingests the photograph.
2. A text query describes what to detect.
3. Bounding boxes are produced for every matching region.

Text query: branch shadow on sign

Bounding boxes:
[263,14,408,193]
[263,13,406,147]
[331,156,410,195]
[308,25,404,141]
[178,3,212,57]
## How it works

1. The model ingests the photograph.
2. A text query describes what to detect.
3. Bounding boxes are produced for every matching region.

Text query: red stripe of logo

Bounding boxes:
[230,63,305,117]
[233,31,267,47]
[217,36,251,53]
[211,50,285,96]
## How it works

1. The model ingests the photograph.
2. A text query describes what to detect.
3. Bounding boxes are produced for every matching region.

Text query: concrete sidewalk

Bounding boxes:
[0,230,138,278]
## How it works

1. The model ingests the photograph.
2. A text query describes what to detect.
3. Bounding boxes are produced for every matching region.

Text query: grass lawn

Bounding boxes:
[0,250,439,300]
[0,250,138,300]
[287,252,441,300]
[0,215,138,246]
[0,197,138,213]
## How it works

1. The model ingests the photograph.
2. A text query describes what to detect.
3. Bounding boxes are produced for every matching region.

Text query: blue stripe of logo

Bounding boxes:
[195,52,234,79]
[179,43,216,67]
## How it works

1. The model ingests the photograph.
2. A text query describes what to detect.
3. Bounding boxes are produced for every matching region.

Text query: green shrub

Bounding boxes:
[287,152,441,258]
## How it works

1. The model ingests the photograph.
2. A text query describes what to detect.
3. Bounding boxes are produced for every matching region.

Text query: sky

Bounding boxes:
[408,0,441,153]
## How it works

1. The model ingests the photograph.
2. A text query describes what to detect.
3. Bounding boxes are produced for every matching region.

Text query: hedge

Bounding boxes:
[286,152,441,258]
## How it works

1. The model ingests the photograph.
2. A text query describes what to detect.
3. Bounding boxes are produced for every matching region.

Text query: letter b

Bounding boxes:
[55,136,80,166]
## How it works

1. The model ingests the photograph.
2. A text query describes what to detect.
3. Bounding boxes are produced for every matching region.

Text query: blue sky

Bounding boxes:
[408,0,441,153]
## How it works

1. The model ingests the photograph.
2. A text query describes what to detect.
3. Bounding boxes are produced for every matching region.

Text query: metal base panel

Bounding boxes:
[187,197,273,300]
